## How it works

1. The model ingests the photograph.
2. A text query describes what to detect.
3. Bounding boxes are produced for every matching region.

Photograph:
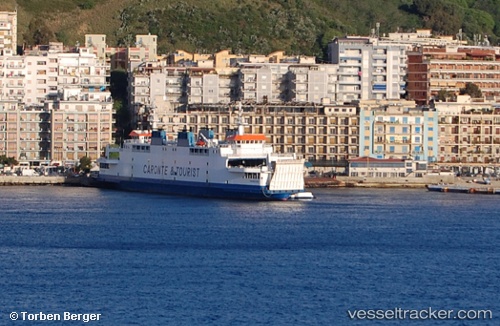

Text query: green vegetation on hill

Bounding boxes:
[1,0,499,59]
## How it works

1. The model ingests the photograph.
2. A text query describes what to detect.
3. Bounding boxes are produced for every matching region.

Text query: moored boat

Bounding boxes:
[289,192,315,200]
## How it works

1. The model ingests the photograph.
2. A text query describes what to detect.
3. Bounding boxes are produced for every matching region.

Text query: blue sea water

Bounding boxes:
[0,186,498,325]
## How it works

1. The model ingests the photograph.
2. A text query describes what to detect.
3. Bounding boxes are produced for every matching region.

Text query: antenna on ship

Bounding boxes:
[237,101,244,135]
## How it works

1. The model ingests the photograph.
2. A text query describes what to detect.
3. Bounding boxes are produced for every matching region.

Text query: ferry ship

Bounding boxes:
[97,122,306,200]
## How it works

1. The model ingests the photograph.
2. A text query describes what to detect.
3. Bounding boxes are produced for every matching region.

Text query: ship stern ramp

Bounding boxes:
[268,160,305,191]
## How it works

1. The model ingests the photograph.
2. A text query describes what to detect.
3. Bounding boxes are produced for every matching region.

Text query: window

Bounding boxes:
[389,146,395,153]
[415,127,421,133]
[390,126,395,133]
[402,127,408,133]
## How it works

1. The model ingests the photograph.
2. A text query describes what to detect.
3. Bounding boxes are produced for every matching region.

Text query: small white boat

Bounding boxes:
[289,192,315,200]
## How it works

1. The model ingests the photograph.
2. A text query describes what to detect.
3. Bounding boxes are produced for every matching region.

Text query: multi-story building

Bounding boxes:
[139,102,359,166]
[0,100,23,159]
[238,63,290,103]
[0,101,51,163]
[287,64,338,103]
[0,46,113,164]
[407,45,500,105]
[85,34,107,61]
[24,53,59,105]
[435,96,500,164]
[50,92,113,162]
[186,67,239,104]
[0,11,17,54]
[0,51,25,102]
[380,29,466,47]
[359,100,438,162]
[327,37,407,102]
[127,34,158,64]
[129,61,187,129]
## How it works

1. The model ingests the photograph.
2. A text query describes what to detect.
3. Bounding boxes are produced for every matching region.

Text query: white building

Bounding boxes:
[0,11,17,54]
[239,63,290,103]
[327,37,407,102]
[287,64,338,103]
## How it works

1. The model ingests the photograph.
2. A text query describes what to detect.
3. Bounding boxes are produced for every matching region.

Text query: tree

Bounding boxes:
[0,155,18,167]
[460,82,483,98]
[77,156,92,173]
[110,70,131,144]
[436,89,454,102]
[23,18,54,46]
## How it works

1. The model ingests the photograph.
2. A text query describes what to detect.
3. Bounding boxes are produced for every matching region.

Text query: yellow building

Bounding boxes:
[146,102,359,166]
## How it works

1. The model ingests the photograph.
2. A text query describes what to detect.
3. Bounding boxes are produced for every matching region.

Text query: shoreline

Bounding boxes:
[1,176,499,191]
[305,176,500,190]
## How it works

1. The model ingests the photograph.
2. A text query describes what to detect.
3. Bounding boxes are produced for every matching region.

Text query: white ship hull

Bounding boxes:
[97,128,306,200]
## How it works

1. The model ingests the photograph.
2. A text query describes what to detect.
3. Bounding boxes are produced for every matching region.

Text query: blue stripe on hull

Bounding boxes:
[96,176,297,201]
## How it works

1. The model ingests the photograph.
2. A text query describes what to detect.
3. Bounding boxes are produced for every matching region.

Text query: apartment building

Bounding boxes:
[135,34,157,61]
[85,34,107,61]
[187,67,240,104]
[435,97,500,164]
[0,51,25,102]
[127,34,158,64]
[327,37,407,102]
[24,54,59,105]
[129,61,186,128]
[0,11,16,54]
[359,100,439,162]
[0,104,51,162]
[0,100,24,159]
[381,29,465,47]
[238,63,290,103]
[287,64,338,103]
[0,46,113,164]
[407,45,500,105]
[50,93,113,162]
[140,102,358,165]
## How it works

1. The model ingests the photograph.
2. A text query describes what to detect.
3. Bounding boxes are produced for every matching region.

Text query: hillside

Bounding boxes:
[1,0,500,59]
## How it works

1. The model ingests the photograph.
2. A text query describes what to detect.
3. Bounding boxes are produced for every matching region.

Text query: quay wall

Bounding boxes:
[2,175,498,190]
[0,176,66,185]
[305,175,500,189]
